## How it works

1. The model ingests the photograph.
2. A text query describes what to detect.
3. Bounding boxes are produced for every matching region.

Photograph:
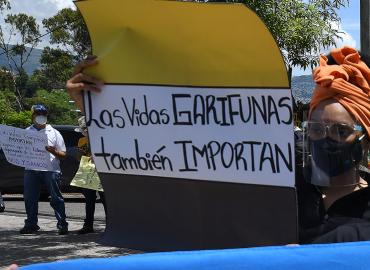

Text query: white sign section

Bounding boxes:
[0,125,51,170]
[85,85,295,187]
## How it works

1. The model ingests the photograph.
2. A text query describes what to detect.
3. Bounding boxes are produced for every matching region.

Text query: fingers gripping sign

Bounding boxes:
[66,56,104,113]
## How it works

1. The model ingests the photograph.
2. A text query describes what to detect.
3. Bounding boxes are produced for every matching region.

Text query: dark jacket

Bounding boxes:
[297,166,370,244]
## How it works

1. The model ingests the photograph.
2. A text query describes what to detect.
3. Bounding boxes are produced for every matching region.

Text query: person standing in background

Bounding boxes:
[74,116,106,234]
[20,104,68,235]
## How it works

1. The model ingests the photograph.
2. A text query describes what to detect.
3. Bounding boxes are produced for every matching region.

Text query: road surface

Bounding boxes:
[0,196,138,268]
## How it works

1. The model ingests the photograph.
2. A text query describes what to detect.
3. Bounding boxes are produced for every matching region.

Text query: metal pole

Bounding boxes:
[360,0,370,55]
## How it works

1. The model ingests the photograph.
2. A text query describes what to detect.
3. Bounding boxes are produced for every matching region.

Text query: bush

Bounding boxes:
[2,110,32,128]
[25,89,79,125]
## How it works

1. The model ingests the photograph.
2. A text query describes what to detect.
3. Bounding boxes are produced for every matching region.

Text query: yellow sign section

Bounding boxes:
[71,156,103,191]
[76,0,289,88]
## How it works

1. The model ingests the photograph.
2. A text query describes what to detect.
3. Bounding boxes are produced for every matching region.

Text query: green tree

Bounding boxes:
[0,89,30,128]
[0,67,14,91]
[34,47,74,91]
[25,89,80,125]
[2,110,32,128]
[43,8,91,62]
[24,70,42,97]
[0,11,41,109]
[0,87,79,127]
[15,68,29,94]
[0,89,15,120]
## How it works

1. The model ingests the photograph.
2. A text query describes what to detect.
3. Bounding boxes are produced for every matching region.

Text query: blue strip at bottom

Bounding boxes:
[21,241,370,270]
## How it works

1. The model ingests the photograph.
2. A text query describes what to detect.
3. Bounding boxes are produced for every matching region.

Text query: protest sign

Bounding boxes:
[80,0,294,187]
[86,86,294,187]
[76,0,297,250]
[71,156,103,191]
[0,124,51,171]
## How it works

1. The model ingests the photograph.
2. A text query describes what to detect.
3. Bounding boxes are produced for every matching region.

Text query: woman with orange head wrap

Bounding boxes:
[298,47,370,244]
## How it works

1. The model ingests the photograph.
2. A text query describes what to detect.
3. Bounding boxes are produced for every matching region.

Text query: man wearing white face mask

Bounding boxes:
[20,104,69,235]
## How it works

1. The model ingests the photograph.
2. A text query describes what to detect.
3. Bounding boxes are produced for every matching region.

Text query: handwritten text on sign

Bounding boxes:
[85,85,294,187]
[0,125,51,170]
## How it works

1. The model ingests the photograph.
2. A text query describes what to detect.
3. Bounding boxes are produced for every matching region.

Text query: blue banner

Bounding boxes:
[21,241,370,270]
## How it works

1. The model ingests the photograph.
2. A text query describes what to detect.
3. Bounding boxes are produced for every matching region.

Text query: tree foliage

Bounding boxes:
[34,47,74,90]
[25,89,80,125]
[2,110,32,128]
[0,0,9,11]
[33,8,90,97]
[0,89,17,117]
[0,3,80,126]
[0,89,32,128]
[0,11,41,109]
[42,8,91,62]
[0,67,14,91]
[0,87,79,127]
[0,13,41,73]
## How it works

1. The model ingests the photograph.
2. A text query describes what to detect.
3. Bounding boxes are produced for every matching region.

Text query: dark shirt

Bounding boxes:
[297,168,370,244]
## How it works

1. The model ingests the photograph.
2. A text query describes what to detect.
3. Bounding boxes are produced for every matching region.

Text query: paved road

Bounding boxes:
[0,196,138,269]
[3,196,106,222]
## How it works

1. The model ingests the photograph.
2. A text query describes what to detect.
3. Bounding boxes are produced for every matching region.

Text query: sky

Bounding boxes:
[4,0,363,77]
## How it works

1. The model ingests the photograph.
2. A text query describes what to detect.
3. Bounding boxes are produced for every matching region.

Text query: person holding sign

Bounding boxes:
[298,47,370,244]
[72,116,106,234]
[20,105,69,235]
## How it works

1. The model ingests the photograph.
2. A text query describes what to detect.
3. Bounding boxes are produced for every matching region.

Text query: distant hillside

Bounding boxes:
[291,75,314,104]
[0,46,42,75]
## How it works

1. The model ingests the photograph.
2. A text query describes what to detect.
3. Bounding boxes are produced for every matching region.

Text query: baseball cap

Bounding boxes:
[31,104,48,115]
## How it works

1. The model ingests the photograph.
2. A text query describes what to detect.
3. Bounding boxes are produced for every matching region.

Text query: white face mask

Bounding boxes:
[34,115,47,125]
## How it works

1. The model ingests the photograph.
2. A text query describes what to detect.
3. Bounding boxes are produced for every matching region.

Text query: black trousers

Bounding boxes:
[81,188,106,227]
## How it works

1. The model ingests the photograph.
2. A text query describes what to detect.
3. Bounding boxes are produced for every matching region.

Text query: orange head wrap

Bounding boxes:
[309,46,370,137]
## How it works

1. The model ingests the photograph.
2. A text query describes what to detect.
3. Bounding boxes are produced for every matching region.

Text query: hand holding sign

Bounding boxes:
[66,56,104,113]
[45,146,66,159]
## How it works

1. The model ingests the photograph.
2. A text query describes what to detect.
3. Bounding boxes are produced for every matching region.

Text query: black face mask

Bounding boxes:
[310,137,363,177]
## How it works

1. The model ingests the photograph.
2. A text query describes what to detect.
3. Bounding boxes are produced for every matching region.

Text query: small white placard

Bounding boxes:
[0,125,51,170]
[85,85,295,187]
